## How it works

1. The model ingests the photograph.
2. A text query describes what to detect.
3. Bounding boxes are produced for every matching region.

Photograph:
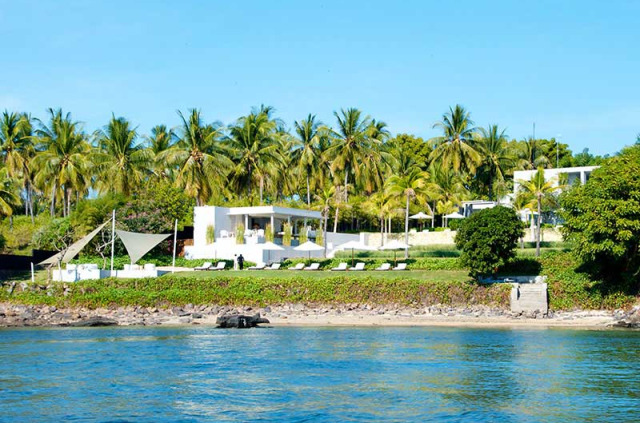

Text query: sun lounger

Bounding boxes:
[288,263,305,271]
[303,263,320,271]
[330,262,348,271]
[392,263,408,271]
[194,262,212,271]
[349,262,365,271]
[374,263,391,271]
[268,263,281,270]
[248,262,266,270]
[210,261,226,271]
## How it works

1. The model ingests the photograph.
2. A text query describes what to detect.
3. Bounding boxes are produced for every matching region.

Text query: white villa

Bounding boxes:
[513,166,598,195]
[184,205,359,264]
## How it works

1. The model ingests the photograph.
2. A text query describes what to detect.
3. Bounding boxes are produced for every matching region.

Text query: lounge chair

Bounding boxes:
[194,262,212,271]
[330,262,348,271]
[374,263,391,271]
[288,263,305,271]
[267,263,281,270]
[210,261,226,271]
[303,263,320,271]
[349,262,365,271]
[247,262,266,270]
[392,263,408,271]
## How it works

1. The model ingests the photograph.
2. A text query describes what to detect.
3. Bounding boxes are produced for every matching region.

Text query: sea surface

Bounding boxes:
[0,325,638,422]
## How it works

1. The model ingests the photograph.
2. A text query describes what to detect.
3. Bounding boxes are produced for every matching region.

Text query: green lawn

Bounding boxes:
[173,269,469,283]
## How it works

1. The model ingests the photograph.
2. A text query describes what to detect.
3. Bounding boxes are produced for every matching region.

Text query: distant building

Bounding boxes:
[513,166,599,196]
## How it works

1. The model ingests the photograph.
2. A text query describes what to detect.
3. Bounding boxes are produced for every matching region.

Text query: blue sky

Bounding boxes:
[1,0,638,155]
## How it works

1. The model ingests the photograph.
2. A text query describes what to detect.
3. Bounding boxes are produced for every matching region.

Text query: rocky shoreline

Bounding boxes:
[1,302,639,328]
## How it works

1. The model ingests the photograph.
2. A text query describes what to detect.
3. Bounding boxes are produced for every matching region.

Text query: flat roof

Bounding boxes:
[224,206,322,219]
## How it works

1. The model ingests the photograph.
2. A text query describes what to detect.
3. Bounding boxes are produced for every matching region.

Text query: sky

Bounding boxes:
[0,0,638,156]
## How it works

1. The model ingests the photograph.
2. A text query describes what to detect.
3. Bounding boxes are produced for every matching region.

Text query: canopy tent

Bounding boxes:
[116,229,171,264]
[336,240,377,267]
[379,240,410,265]
[409,212,432,219]
[294,240,324,259]
[39,220,111,266]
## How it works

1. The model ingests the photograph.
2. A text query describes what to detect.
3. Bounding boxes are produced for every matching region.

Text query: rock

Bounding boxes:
[192,313,203,319]
[62,317,117,327]
[216,313,270,328]
[178,316,192,324]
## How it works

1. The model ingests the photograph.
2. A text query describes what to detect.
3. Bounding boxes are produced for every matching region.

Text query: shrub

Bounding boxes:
[236,224,245,245]
[265,223,274,242]
[282,222,292,246]
[455,206,523,278]
[206,225,215,245]
[299,228,308,244]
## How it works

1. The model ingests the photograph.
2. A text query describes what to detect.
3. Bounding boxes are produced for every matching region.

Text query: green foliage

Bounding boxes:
[280,257,462,271]
[0,231,5,251]
[0,214,51,254]
[265,223,274,242]
[560,145,640,286]
[315,229,323,247]
[282,222,292,246]
[236,224,245,244]
[31,217,74,251]
[298,227,308,244]
[206,224,215,244]
[70,193,124,236]
[455,206,523,278]
[1,274,509,309]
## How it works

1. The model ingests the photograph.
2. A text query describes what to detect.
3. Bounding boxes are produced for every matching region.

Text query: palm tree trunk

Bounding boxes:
[50,184,56,217]
[323,208,328,257]
[333,205,339,233]
[536,194,541,257]
[306,174,311,206]
[432,201,435,228]
[259,176,264,204]
[380,215,384,247]
[404,194,409,259]
[343,171,348,203]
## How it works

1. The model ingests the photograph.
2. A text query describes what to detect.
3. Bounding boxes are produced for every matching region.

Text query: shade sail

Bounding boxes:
[116,229,171,264]
[39,220,111,265]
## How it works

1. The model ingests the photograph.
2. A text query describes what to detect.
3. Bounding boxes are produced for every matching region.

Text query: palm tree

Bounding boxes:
[429,163,469,227]
[93,115,151,196]
[1,112,35,220]
[145,124,176,180]
[517,167,558,256]
[366,190,396,246]
[33,109,91,216]
[386,167,433,258]
[158,109,231,206]
[518,137,550,170]
[226,109,280,203]
[293,114,322,205]
[0,167,20,219]
[315,185,335,256]
[430,104,481,174]
[477,125,516,200]
[326,108,381,201]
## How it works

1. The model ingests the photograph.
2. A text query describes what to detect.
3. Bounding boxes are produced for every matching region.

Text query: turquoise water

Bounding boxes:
[1,326,638,422]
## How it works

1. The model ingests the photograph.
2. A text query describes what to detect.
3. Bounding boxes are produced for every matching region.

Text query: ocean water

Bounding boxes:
[0,326,638,422]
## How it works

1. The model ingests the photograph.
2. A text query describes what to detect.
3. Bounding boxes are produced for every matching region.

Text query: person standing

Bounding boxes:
[237,254,245,270]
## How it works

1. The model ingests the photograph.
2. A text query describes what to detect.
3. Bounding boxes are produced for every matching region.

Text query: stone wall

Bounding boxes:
[363,228,564,247]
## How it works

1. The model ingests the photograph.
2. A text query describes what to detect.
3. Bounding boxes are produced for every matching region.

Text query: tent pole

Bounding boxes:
[110,209,115,275]
[172,219,178,273]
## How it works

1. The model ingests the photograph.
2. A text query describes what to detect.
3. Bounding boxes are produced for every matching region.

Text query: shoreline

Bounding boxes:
[2,302,637,329]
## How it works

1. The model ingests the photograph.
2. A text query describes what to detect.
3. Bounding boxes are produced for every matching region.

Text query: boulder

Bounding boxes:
[216,313,270,329]
[62,317,118,327]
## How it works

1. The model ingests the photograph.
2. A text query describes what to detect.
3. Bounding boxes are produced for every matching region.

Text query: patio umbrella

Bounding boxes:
[262,241,284,264]
[294,240,324,259]
[379,240,410,265]
[336,240,377,267]
[443,211,465,228]
[409,211,433,230]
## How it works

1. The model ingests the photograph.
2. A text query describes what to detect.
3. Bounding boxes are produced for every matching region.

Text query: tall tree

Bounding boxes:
[94,115,151,196]
[226,109,280,203]
[477,125,515,200]
[33,109,91,217]
[518,137,550,170]
[1,112,35,220]
[517,167,559,256]
[293,114,322,205]
[158,110,231,206]
[326,108,381,201]
[386,167,433,258]
[430,105,481,174]
[0,167,20,218]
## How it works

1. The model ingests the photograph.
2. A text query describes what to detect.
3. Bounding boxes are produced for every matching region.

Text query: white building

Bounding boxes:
[513,166,598,196]
[184,205,359,264]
